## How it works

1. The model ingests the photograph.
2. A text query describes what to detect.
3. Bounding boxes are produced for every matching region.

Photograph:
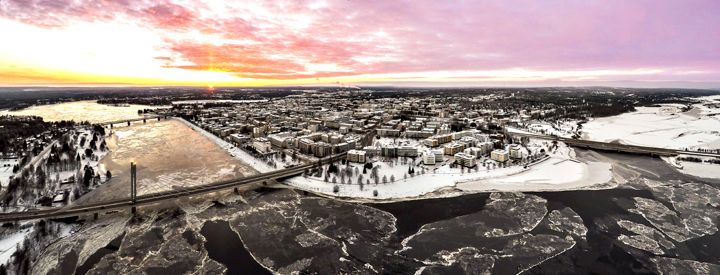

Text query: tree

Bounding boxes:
[333,185,339,193]
[106,170,112,179]
[390,175,395,182]
[35,165,46,188]
[327,162,339,174]
[83,166,94,188]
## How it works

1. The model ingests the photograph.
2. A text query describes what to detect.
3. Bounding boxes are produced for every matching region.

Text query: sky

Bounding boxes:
[0,0,719,88]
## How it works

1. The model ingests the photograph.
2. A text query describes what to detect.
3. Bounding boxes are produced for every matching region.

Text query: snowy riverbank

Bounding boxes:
[174,117,274,173]
[284,143,614,202]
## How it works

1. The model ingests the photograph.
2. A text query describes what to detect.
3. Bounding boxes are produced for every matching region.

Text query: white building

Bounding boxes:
[347,150,367,163]
[422,151,436,165]
[491,149,509,162]
[432,149,444,162]
[454,152,476,167]
[508,144,523,159]
[478,141,494,155]
[464,147,484,158]
[397,146,418,157]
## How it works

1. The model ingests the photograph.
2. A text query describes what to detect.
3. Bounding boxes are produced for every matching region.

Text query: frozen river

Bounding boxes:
[0,100,168,123]
[75,119,257,205]
[2,101,255,204]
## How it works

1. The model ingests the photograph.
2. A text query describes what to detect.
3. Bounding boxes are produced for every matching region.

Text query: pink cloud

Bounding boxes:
[1,0,719,82]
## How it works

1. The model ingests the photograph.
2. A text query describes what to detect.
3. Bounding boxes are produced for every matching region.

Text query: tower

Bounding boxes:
[130,162,137,214]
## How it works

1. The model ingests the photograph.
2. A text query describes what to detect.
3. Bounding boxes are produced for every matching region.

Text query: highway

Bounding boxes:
[510,132,720,158]
[0,153,345,223]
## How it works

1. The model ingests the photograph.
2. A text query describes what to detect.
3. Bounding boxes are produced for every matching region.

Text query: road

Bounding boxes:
[510,132,720,158]
[0,153,345,223]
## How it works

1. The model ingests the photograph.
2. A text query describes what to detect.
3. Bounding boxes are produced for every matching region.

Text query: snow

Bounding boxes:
[0,158,18,188]
[0,227,33,266]
[517,121,579,138]
[285,142,613,201]
[675,161,720,180]
[456,157,613,192]
[285,164,527,201]
[582,104,720,150]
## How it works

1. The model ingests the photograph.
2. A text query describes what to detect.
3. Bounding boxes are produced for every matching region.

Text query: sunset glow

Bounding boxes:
[0,0,719,87]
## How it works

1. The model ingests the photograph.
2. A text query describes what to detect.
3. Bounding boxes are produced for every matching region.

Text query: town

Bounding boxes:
[0,87,719,274]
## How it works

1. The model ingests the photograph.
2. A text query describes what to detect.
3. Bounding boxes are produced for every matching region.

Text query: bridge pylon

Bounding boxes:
[130,162,137,214]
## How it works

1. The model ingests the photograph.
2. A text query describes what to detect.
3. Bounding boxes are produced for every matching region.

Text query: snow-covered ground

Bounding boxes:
[0,158,19,188]
[285,162,527,201]
[692,95,720,116]
[284,142,614,201]
[580,97,720,180]
[675,161,720,180]
[0,227,33,265]
[582,103,720,151]
[457,157,613,192]
[515,121,579,138]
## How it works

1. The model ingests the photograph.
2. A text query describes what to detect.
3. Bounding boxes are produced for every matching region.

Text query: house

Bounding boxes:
[491,149,509,162]
[347,150,367,163]
[454,152,476,167]
[422,151,436,165]
[508,144,523,159]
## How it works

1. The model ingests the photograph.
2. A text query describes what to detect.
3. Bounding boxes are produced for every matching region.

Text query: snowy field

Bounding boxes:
[518,121,579,138]
[0,227,32,265]
[581,97,720,180]
[285,162,527,201]
[582,103,720,150]
[457,157,613,192]
[0,158,19,188]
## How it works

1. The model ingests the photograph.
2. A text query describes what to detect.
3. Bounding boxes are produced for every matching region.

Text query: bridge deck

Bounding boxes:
[0,153,344,223]
[100,115,166,126]
[510,132,720,158]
